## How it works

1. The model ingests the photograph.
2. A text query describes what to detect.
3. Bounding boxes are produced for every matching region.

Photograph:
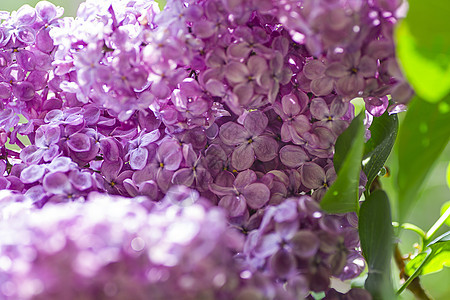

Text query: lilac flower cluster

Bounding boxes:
[0,190,295,300]
[0,0,412,298]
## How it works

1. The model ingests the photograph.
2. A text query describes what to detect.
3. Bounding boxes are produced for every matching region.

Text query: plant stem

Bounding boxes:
[392,222,427,249]
[425,205,450,244]
[394,244,432,299]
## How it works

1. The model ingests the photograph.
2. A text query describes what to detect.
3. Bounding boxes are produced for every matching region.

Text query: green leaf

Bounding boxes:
[440,202,450,227]
[395,1,450,102]
[397,95,450,223]
[156,0,166,10]
[359,190,394,299]
[405,231,450,277]
[363,111,398,189]
[447,161,450,190]
[320,114,365,213]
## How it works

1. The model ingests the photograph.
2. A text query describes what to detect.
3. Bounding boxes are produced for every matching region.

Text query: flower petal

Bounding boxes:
[290,230,320,258]
[303,60,326,80]
[300,162,326,189]
[234,169,257,189]
[219,195,247,217]
[20,164,46,183]
[219,122,249,145]
[172,168,195,187]
[244,110,267,136]
[310,98,329,120]
[252,136,279,162]
[231,144,255,171]
[243,183,270,209]
[67,133,91,152]
[129,147,148,170]
[43,172,71,194]
[281,93,301,116]
[279,145,309,168]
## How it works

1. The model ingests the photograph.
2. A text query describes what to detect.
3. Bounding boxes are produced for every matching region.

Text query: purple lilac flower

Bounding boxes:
[219,110,278,171]
[0,190,300,300]
[0,1,414,298]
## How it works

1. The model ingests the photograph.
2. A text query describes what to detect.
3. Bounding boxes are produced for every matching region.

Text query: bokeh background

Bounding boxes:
[1,0,449,299]
[1,0,83,16]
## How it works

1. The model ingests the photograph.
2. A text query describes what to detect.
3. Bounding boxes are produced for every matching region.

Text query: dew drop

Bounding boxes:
[439,102,450,114]
[131,237,145,251]
[240,270,252,279]
[419,122,428,133]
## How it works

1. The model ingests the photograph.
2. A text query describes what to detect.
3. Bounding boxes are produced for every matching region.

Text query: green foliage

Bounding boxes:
[405,231,450,277]
[363,111,398,190]
[156,0,166,9]
[320,114,365,213]
[447,161,450,190]
[396,94,450,223]
[441,202,450,227]
[359,190,394,299]
[395,1,450,102]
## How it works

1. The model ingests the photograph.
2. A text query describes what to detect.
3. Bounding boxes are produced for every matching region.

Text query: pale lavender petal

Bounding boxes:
[209,183,235,196]
[129,148,148,170]
[123,178,139,197]
[219,122,249,145]
[101,159,123,182]
[172,168,195,187]
[163,149,182,171]
[234,169,257,189]
[326,62,349,78]
[67,133,91,152]
[20,146,44,164]
[192,20,215,38]
[311,76,334,96]
[233,83,254,106]
[35,125,60,148]
[244,110,267,136]
[42,145,60,162]
[140,129,160,147]
[336,75,365,97]
[291,115,311,134]
[227,43,251,59]
[247,55,268,81]
[279,145,309,168]
[358,56,377,78]
[20,164,46,183]
[48,157,73,173]
[225,62,248,84]
[139,180,159,199]
[281,93,300,116]
[330,98,349,118]
[43,172,71,194]
[303,60,326,80]
[219,195,247,217]
[301,162,326,189]
[68,170,92,190]
[280,123,291,142]
[182,144,197,167]
[254,233,280,258]
[310,98,329,120]
[243,183,270,209]
[252,136,278,162]
[205,79,226,97]
[231,144,255,171]
[156,168,173,192]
